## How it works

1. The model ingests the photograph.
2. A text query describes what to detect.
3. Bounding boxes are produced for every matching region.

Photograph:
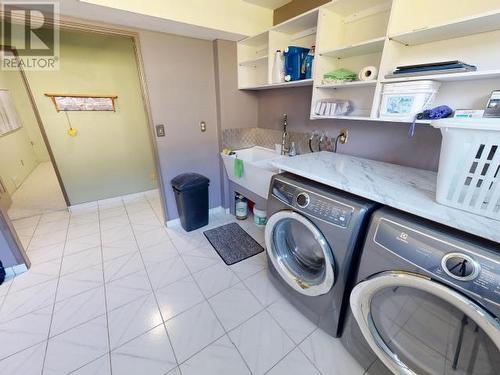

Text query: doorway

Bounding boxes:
[0,23,167,263]
[0,54,68,222]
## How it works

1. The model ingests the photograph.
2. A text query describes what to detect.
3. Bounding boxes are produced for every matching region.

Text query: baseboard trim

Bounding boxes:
[2,263,28,282]
[166,206,224,227]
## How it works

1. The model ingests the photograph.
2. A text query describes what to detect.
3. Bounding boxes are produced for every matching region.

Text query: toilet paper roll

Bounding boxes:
[358,66,378,81]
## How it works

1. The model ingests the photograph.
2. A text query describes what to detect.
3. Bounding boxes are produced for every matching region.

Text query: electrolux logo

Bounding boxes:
[396,231,409,244]
[1,1,60,70]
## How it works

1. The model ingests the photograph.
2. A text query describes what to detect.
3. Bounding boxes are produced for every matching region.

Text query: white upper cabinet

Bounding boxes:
[237,8,319,89]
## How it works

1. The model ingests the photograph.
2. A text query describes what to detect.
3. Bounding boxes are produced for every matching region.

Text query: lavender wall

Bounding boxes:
[257,86,442,171]
[214,40,259,209]
[139,31,222,220]
[0,208,28,269]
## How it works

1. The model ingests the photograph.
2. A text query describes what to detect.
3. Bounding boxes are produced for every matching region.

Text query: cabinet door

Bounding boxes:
[0,178,12,212]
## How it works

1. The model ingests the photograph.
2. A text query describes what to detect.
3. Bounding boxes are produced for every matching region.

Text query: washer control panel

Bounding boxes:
[272,179,353,227]
[296,193,310,208]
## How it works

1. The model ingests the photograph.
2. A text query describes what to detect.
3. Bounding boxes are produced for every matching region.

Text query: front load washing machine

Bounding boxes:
[265,173,377,337]
[343,207,500,375]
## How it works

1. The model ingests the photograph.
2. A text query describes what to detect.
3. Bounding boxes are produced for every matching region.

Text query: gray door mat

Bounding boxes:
[204,223,264,265]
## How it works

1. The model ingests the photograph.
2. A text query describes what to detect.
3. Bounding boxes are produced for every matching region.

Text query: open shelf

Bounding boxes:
[316,80,377,89]
[239,31,268,47]
[319,37,386,59]
[389,10,500,46]
[240,79,313,91]
[239,56,268,67]
[323,0,391,18]
[312,114,372,121]
[271,8,319,35]
[382,69,500,83]
[312,114,432,124]
[238,1,500,124]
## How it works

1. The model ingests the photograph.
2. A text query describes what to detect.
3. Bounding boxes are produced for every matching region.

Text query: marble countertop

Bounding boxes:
[272,152,500,244]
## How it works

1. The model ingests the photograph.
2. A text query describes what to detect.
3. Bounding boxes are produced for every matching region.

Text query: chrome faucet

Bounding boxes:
[281,114,289,155]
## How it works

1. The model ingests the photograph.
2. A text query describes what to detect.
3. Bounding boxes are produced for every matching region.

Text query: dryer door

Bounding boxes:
[265,210,335,296]
[350,271,500,375]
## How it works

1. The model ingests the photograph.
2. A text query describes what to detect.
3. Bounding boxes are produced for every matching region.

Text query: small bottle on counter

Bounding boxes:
[289,142,297,157]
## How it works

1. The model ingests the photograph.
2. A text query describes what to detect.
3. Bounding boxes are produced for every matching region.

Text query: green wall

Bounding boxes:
[25,30,156,204]
[0,69,46,195]
[0,126,38,195]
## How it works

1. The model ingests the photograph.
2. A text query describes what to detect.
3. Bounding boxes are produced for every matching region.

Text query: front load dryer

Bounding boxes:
[343,207,500,375]
[265,172,377,337]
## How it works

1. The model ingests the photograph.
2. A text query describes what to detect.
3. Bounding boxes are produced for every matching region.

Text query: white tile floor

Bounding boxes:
[8,162,67,221]
[1,189,364,375]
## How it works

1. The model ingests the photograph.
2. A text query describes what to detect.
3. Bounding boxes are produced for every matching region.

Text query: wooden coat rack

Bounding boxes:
[44,93,118,112]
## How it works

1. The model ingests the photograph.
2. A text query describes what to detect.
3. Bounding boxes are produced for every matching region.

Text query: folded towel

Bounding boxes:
[234,158,244,179]
[323,68,358,83]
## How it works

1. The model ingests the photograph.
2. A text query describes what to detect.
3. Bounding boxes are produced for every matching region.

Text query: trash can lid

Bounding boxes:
[171,173,210,191]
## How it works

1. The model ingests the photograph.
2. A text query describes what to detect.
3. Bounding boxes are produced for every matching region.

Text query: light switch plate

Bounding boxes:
[156,124,165,137]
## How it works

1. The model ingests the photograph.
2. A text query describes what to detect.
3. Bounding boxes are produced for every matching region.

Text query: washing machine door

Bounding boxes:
[350,271,500,375]
[265,210,335,296]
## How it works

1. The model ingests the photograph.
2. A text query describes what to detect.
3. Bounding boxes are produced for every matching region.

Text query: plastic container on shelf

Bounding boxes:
[284,46,310,81]
[253,208,267,226]
[379,80,441,121]
[235,194,248,220]
[431,118,500,220]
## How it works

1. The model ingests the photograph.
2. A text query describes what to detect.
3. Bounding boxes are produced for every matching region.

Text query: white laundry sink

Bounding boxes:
[221,146,283,199]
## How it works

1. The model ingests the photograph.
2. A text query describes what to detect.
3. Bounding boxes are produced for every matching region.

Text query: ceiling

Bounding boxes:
[242,0,293,10]
[56,0,248,41]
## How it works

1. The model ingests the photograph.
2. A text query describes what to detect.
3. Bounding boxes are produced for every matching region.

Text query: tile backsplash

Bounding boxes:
[222,127,332,154]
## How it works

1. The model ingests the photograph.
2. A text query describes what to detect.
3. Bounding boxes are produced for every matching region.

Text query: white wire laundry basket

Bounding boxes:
[432,119,500,220]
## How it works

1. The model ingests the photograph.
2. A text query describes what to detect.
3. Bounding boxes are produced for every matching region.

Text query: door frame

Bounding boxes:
[0,45,71,207]
[1,12,169,224]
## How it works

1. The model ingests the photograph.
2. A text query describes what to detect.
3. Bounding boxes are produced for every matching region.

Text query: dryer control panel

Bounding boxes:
[271,178,354,227]
[374,218,500,307]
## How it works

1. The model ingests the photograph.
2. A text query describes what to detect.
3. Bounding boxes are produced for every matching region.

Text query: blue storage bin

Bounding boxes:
[284,46,310,81]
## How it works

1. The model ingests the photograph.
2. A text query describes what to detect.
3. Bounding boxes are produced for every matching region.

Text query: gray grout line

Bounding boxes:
[3,198,327,375]
[121,194,183,370]
[0,214,43,309]
[66,352,109,375]
[40,210,72,375]
[144,192,165,225]
[240,272,303,373]
[295,329,326,375]
[165,223,256,374]
[97,200,114,375]
[21,214,42,253]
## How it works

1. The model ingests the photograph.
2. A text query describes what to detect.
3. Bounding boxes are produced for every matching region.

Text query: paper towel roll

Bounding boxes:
[358,66,378,81]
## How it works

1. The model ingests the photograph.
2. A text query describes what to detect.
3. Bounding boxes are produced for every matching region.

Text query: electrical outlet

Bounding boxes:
[200,121,207,132]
